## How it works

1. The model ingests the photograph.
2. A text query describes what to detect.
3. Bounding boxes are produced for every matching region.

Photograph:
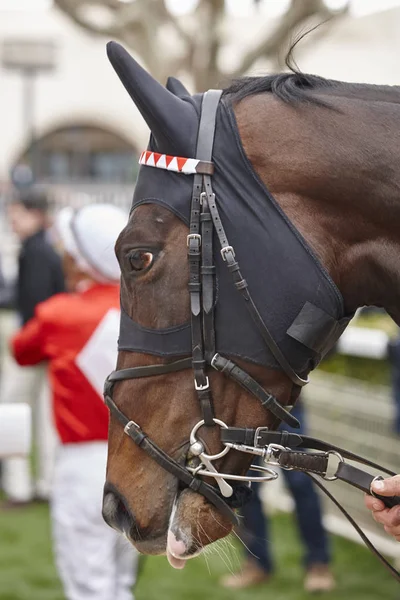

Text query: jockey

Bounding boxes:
[11,203,137,600]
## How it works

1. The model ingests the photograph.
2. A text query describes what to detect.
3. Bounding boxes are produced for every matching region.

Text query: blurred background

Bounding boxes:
[0,1,400,599]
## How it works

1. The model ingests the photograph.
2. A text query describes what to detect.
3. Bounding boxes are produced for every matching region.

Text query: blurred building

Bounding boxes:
[0,6,146,185]
[0,4,400,185]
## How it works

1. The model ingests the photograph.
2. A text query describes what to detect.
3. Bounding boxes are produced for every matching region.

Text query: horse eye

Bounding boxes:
[129,250,154,272]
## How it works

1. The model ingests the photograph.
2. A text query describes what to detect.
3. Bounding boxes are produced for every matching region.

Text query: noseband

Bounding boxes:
[104,91,400,582]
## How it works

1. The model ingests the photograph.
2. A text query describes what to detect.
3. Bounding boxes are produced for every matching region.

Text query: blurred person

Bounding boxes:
[365,477,400,541]
[8,189,64,324]
[220,401,335,593]
[1,189,64,505]
[11,203,137,600]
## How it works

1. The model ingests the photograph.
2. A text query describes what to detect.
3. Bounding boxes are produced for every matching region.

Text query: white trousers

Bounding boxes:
[51,442,137,600]
[0,352,59,501]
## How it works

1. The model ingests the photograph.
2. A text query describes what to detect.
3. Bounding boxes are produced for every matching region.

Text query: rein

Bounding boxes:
[105,90,400,583]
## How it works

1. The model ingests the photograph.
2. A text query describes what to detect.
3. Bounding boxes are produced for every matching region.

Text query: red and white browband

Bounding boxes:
[139,151,214,175]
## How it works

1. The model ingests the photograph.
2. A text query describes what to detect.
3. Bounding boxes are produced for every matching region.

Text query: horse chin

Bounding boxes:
[132,536,168,556]
[165,488,233,569]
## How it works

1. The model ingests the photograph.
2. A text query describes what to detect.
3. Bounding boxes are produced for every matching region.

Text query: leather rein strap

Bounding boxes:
[221,426,400,582]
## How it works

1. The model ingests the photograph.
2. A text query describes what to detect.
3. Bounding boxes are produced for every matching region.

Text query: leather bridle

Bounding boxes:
[104,90,400,582]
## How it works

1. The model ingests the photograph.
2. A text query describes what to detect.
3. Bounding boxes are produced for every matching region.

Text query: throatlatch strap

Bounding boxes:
[203,178,308,388]
[211,354,300,428]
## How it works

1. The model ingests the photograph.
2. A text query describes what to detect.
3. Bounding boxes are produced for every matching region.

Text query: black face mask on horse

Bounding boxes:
[114,49,349,380]
[104,42,400,582]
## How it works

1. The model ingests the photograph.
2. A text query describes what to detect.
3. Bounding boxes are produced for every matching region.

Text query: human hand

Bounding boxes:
[365,476,400,541]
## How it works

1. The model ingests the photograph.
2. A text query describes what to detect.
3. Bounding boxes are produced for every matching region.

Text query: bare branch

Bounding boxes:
[54,0,118,35]
[231,0,349,77]
[55,0,349,91]
[191,0,226,90]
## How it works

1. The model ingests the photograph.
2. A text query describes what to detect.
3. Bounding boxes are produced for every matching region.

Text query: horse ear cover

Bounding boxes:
[166,76,191,98]
[106,41,198,155]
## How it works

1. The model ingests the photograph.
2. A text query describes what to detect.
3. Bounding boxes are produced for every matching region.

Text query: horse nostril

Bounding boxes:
[102,485,134,535]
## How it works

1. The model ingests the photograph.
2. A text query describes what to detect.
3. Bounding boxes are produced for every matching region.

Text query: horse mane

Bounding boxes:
[223,73,400,109]
[222,73,335,108]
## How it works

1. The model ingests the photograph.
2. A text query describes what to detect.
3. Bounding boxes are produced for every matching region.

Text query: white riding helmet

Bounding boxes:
[54,203,127,283]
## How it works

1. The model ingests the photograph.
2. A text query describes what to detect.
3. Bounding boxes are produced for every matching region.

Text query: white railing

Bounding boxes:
[338,326,389,359]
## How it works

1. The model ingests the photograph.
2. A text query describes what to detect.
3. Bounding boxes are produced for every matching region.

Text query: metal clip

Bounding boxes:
[263,443,287,467]
[224,442,266,458]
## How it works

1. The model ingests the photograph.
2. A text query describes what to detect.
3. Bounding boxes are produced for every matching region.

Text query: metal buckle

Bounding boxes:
[187,233,201,247]
[254,426,269,447]
[194,376,209,391]
[124,420,140,435]
[220,245,235,261]
[210,353,220,370]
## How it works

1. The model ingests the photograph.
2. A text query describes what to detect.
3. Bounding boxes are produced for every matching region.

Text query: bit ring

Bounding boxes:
[189,419,230,461]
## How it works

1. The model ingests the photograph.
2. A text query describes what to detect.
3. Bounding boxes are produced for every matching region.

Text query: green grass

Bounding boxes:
[0,503,398,600]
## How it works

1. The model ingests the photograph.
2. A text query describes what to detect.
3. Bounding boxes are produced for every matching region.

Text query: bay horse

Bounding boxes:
[102,41,400,571]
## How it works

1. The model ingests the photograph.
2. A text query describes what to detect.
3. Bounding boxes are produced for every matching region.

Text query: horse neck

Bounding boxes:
[236,94,400,324]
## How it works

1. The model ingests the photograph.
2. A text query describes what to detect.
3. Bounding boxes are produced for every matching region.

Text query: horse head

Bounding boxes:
[102,41,400,567]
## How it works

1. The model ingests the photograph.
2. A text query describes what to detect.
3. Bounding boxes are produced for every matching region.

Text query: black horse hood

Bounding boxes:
[108,41,351,376]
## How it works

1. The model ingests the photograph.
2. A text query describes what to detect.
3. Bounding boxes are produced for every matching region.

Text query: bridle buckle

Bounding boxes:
[124,420,140,435]
[220,245,235,261]
[187,233,201,247]
[194,376,209,391]
[254,426,269,447]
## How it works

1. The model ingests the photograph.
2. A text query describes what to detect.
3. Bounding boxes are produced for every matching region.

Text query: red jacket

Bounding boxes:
[12,284,119,444]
